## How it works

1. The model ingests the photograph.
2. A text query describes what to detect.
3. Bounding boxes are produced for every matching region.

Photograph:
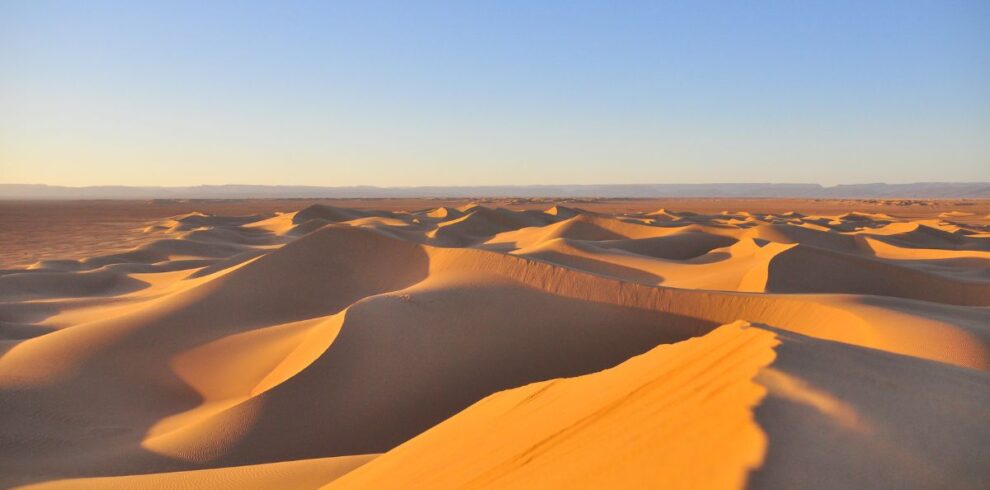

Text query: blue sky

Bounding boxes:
[1,0,987,186]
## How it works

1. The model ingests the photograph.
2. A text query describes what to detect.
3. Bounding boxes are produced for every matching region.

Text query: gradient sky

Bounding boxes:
[1,0,988,187]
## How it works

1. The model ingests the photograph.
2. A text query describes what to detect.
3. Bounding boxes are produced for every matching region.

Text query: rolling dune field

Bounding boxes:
[1,199,988,489]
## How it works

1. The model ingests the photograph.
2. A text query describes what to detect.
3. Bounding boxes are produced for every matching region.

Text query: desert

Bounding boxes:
[3,1,989,486]
[1,198,988,489]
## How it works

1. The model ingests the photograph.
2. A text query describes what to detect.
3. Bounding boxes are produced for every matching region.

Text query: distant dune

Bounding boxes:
[1,201,988,489]
[2,182,990,199]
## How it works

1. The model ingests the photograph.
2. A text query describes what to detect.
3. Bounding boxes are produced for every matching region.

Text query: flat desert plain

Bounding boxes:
[1,198,989,489]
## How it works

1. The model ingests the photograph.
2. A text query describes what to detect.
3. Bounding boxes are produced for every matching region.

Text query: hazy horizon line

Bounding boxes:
[3,182,989,200]
[5,181,990,189]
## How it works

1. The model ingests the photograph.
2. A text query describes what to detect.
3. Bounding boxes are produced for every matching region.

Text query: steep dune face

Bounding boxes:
[426,244,989,369]
[145,273,708,468]
[292,204,398,224]
[329,323,990,490]
[328,322,779,489]
[749,328,990,490]
[0,226,430,482]
[1,203,988,488]
[598,231,737,260]
[428,207,558,246]
[17,455,377,490]
[761,243,990,305]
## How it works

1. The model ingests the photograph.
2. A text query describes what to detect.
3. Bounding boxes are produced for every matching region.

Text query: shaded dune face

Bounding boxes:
[749,328,990,490]
[0,226,432,480]
[762,243,990,305]
[1,203,989,489]
[327,322,782,490]
[152,277,708,467]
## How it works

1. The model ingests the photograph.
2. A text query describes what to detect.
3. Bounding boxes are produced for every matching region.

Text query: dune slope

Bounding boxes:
[327,322,779,489]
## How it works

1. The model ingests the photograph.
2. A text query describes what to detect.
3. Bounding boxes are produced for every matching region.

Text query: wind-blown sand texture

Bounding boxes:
[1,200,988,489]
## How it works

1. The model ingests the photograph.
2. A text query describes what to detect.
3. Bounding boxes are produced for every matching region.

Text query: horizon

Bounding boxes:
[3,181,988,200]
[2,0,989,186]
[5,180,990,189]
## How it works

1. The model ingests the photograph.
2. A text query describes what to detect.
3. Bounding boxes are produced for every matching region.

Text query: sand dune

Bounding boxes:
[328,323,990,490]
[18,455,377,490]
[1,201,988,488]
[328,321,779,489]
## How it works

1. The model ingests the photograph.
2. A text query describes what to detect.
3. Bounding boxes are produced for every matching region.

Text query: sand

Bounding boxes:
[1,199,988,489]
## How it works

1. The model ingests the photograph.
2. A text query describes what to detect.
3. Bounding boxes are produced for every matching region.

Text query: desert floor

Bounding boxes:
[1,198,988,489]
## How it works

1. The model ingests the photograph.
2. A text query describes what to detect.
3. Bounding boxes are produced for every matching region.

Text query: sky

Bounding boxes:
[1,0,988,187]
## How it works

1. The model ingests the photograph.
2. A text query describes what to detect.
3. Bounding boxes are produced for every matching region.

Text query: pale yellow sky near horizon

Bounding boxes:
[3,117,986,187]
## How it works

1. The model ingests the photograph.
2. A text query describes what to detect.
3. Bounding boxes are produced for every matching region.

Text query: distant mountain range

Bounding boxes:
[2,182,989,200]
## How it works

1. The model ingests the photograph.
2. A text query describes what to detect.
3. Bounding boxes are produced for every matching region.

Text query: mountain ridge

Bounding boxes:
[2,182,989,199]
